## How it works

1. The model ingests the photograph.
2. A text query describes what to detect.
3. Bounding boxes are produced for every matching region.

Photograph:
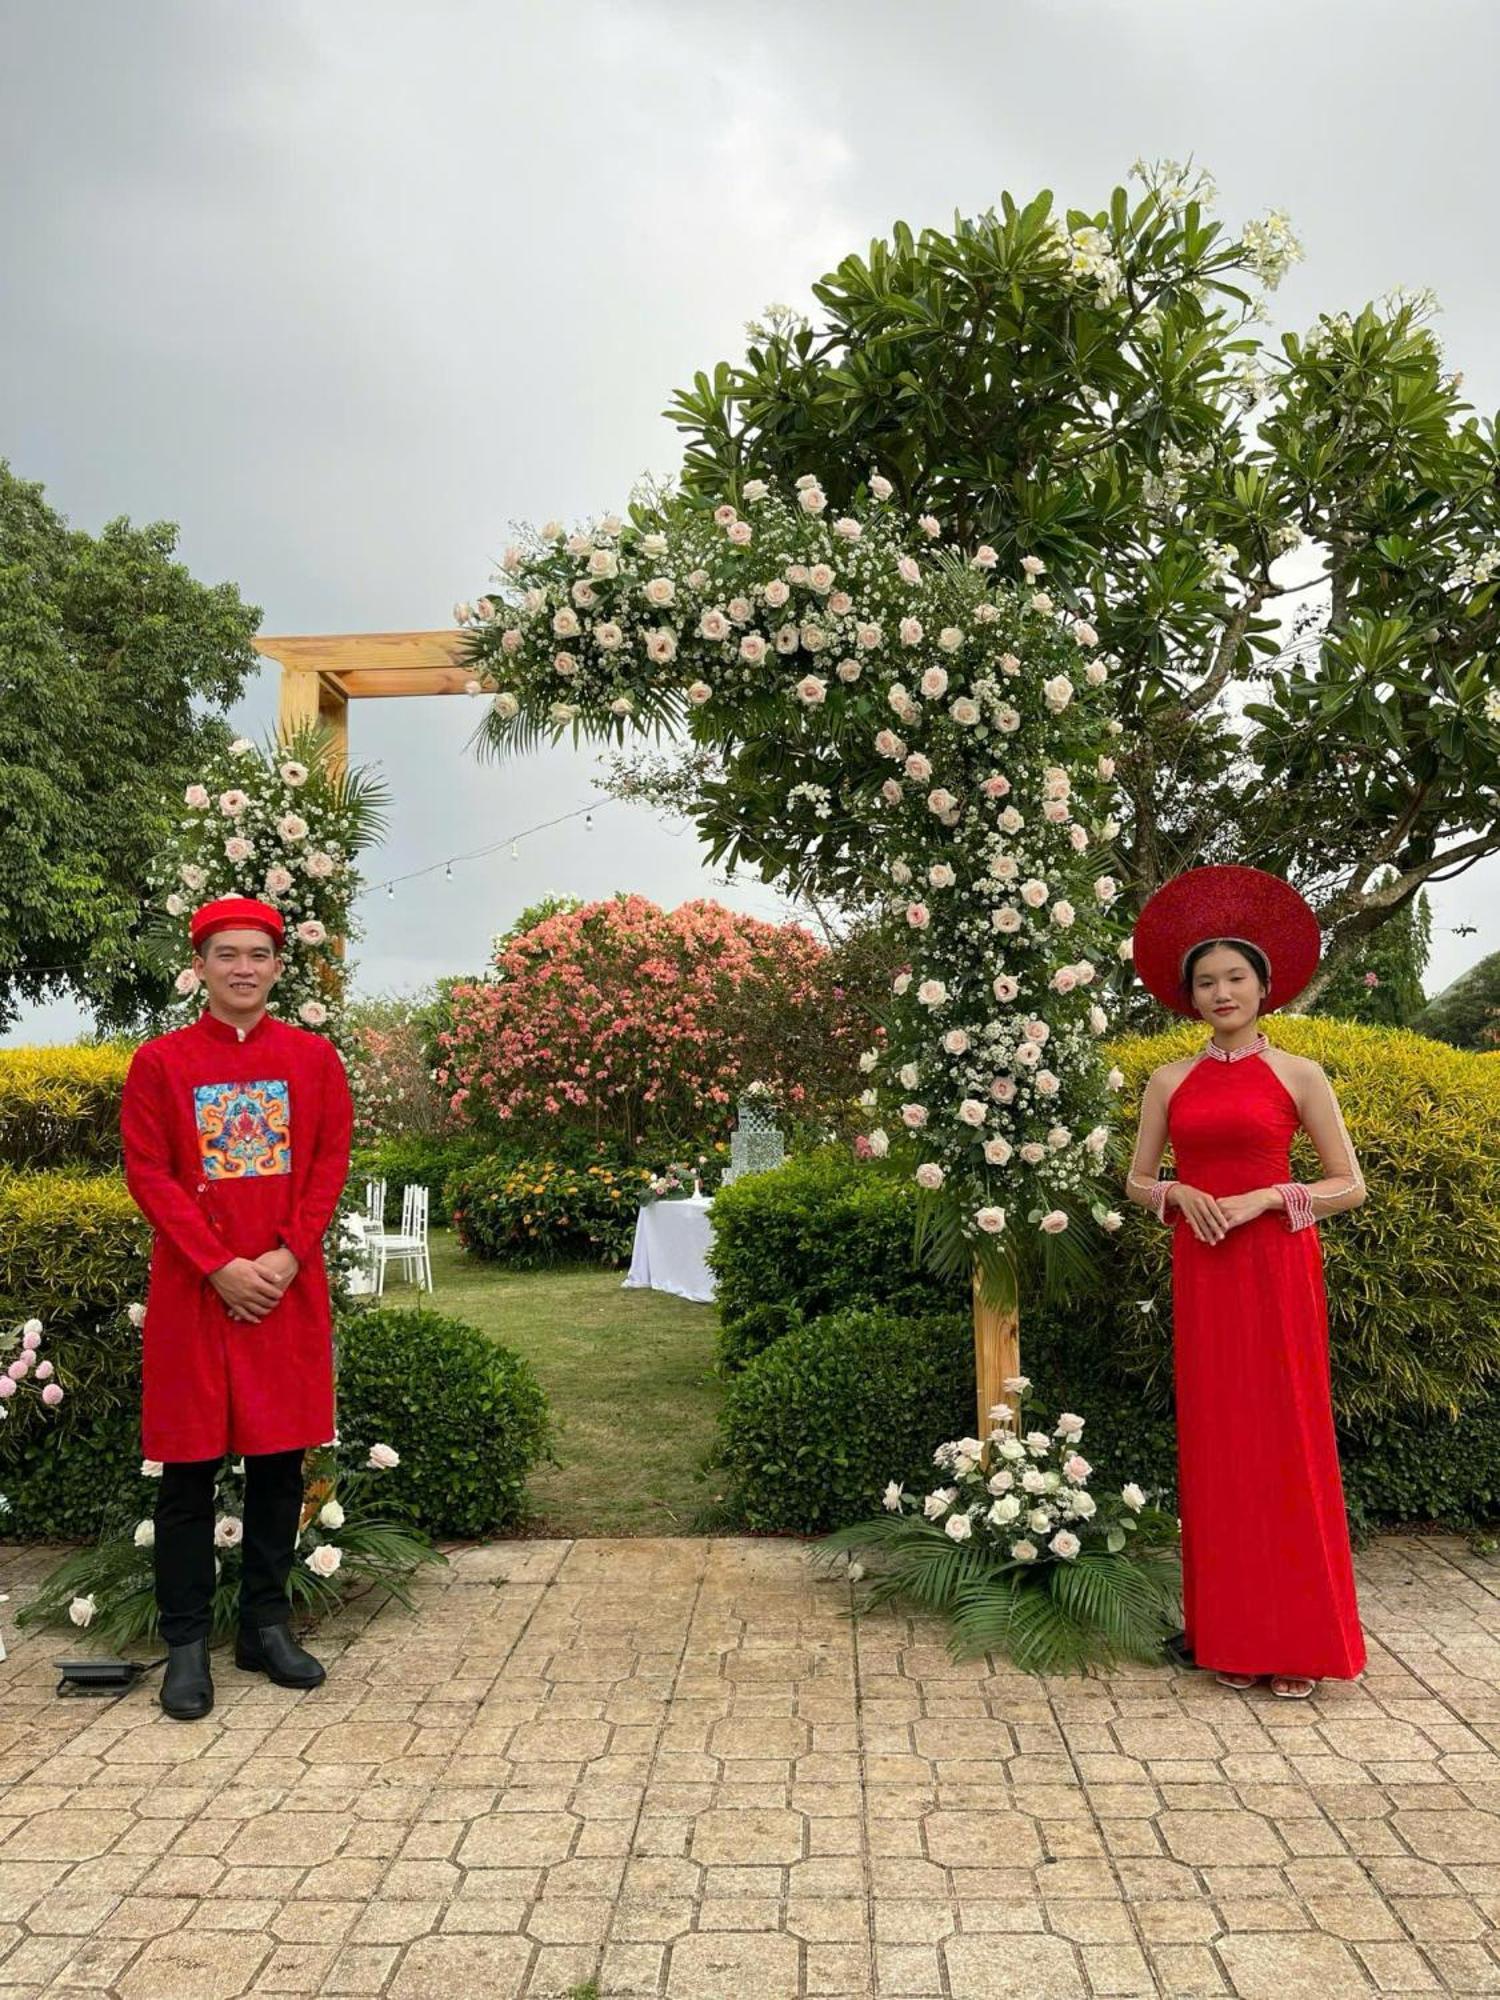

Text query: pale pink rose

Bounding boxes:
[727,519,754,545]
[22,1321,42,1346]
[1024,1019,1050,1044]
[999,807,1025,833]
[1051,968,1079,995]
[1035,1070,1061,1096]
[929,863,955,888]
[763,578,791,607]
[699,609,731,642]
[999,651,1021,675]
[174,967,201,996]
[643,576,675,607]
[950,698,980,726]
[552,605,581,636]
[1090,1005,1109,1034]
[277,813,309,842]
[1101,1211,1124,1233]
[775,624,800,654]
[367,1443,400,1470]
[214,1515,244,1548]
[299,1000,328,1027]
[795,675,827,706]
[836,657,862,682]
[1047,1125,1070,1150]
[553,652,579,677]
[919,514,941,539]
[942,1028,970,1056]
[475,597,495,620]
[899,616,924,647]
[881,779,904,804]
[891,859,912,884]
[687,682,713,705]
[926,788,957,816]
[982,774,1012,798]
[993,975,1020,1003]
[896,554,921,586]
[1108,1067,1126,1091]
[742,479,769,502]
[915,1163,945,1190]
[1117,938,1134,962]
[906,903,931,930]
[502,546,525,574]
[1021,554,1046,577]
[958,1099,987,1127]
[875,729,904,759]
[901,1104,929,1128]
[714,504,738,526]
[1050,1529,1081,1559]
[305,1543,343,1577]
[587,548,619,578]
[1043,800,1070,824]
[1085,658,1109,686]
[919,666,949,698]
[828,590,854,615]
[1020,1140,1047,1163]
[279,760,309,787]
[983,1137,1013,1166]
[68,1594,96,1626]
[917,979,948,1008]
[1051,901,1076,928]
[738,633,768,664]
[993,905,1022,934]
[937,628,962,655]
[798,485,827,514]
[265,866,294,895]
[1069,825,1090,852]
[224,837,253,864]
[800,622,828,652]
[305,850,336,879]
[1094,877,1117,903]
[501,628,523,655]
[609,696,634,717]
[808,563,835,593]
[727,597,753,623]
[1073,621,1099,647]
[976,1206,1006,1233]
[165,893,186,917]
[1030,592,1055,614]
[1020,879,1049,909]
[832,517,862,541]
[1062,1452,1091,1482]
[1040,1210,1070,1234]
[866,1129,890,1157]
[904,752,933,781]
[566,533,591,556]
[219,789,250,817]
[996,704,1021,732]
[971,545,998,569]
[645,630,678,663]
[184,784,210,809]
[869,473,894,500]
[856,622,882,649]
[1014,1040,1041,1069]
[296,919,327,947]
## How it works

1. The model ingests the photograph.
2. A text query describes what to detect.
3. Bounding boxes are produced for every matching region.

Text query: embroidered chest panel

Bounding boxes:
[194,1079,292,1179]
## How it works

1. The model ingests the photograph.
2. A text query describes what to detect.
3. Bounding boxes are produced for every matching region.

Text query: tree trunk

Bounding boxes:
[972,1264,1021,1436]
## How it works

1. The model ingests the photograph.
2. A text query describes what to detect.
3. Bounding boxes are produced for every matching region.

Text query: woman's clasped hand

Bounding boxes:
[1165,1183,1274,1244]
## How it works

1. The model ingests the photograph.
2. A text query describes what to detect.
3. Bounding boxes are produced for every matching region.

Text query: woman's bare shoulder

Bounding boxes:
[1146,1054,1198,1091]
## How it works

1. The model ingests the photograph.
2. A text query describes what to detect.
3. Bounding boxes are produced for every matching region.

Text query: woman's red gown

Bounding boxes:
[1168,1049,1366,1679]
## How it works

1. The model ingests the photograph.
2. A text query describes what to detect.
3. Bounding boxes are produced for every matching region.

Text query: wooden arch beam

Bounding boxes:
[252,630,470,774]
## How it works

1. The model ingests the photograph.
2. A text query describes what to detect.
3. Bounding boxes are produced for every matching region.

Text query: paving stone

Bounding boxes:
[666,1929,800,1997]
[388,1933,533,1997]
[942,1932,1086,1997]
[1216,1930,1373,1998]
[115,1931,271,1997]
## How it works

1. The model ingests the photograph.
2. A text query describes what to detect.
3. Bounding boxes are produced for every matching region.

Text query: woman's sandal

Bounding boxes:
[1215,1672,1259,1690]
[1270,1676,1317,1700]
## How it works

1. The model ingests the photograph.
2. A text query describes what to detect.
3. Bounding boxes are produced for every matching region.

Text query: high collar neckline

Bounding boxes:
[196,1008,272,1048]
[1199,1030,1269,1064]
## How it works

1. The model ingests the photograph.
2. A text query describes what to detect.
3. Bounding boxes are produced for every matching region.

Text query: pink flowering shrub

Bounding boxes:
[436,895,871,1152]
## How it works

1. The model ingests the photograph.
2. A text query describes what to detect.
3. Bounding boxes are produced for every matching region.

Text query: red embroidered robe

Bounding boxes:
[121,1010,353,1461]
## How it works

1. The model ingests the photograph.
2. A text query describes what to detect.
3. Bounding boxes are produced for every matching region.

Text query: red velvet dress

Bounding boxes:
[1168,1049,1366,1679]
[121,1011,353,1463]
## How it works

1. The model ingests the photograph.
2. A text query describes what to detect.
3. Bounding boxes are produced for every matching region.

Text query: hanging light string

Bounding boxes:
[363,798,603,902]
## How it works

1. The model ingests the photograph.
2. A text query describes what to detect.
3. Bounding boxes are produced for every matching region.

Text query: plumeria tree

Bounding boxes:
[142,728,388,1050]
[460,481,1126,1416]
[663,163,1500,1005]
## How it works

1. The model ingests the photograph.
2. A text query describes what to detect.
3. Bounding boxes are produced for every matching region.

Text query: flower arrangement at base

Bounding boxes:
[817,1377,1180,1674]
[1,1315,69,1521]
[646,1161,695,1201]
[16,1438,444,1650]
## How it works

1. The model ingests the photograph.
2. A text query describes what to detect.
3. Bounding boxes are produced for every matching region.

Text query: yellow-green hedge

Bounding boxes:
[1109,1018,1500,1422]
[0,1044,133,1169]
[0,1169,149,1326]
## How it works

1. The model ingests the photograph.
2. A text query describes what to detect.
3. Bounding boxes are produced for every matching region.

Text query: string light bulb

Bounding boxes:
[386,883,394,900]
[584,813,594,832]
[444,863,453,881]
[510,841,519,860]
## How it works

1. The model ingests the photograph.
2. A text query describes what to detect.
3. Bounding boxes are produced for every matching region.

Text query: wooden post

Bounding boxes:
[972,1264,1021,1436]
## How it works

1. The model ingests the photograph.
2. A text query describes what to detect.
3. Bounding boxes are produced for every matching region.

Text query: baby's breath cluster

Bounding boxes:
[462,477,1129,1244]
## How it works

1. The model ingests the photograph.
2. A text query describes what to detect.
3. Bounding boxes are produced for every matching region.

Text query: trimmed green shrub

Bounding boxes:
[0,1045,132,1169]
[351,1133,488,1227]
[710,1151,961,1370]
[448,1154,652,1269]
[335,1303,552,1536]
[0,1170,149,1327]
[716,1307,972,1532]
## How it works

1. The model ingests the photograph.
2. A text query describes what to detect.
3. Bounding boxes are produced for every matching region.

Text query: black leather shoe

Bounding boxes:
[160,1638,214,1720]
[235,1621,326,1689]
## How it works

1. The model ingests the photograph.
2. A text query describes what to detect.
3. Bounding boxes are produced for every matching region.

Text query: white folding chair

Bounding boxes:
[364,1178,387,1227]
[372,1185,432,1295]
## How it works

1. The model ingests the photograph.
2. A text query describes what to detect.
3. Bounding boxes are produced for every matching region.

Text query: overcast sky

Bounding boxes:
[4,0,1497,1042]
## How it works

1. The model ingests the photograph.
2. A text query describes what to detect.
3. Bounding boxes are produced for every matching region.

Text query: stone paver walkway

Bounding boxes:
[1,1535,1499,1997]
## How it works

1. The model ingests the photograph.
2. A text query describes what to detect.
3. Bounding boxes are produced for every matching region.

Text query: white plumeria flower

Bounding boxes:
[883,1482,905,1512]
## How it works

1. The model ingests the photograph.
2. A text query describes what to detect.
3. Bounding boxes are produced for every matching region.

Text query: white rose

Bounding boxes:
[869,473,894,500]
[69,1595,97,1628]
[945,1513,973,1542]
[128,1302,147,1327]
[982,1138,1012,1166]
[644,576,675,607]
[214,1515,244,1547]
[367,1443,400,1470]
[299,1001,328,1027]
[866,1129,889,1158]
[917,979,948,1009]
[898,1063,920,1090]
[975,1206,1006,1234]
[1010,1540,1038,1562]
[318,1500,345,1530]
[1050,1530,1081,1560]
[950,698,980,726]
[971,545,998,570]
[742,479,769,502]
[795,676,827,706]
[915,1163,945,1190]
[899,617,923,647]
[141,1458,164,1478]
[1121,1484,1146,1512]
[133,1519,155,1548]
[920,666,949,698]
[184,784,210,809]
[687,682,713,705]
[305,1544,343,1578]
[958,1099,987,1128]
[493,691,521,719]
[1021,555,1046,577]
[1073,622,1099,647]
[883,1481,905,1511]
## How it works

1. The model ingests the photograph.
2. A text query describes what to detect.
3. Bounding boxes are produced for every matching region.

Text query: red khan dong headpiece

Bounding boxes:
[189,897,286,953]
[1131,865,1321,1018]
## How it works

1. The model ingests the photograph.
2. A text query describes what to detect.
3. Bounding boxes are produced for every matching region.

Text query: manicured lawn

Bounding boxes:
[395,1228,723,1537]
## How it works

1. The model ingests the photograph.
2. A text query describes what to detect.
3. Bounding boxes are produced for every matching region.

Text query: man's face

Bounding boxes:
[195,928,282,1015]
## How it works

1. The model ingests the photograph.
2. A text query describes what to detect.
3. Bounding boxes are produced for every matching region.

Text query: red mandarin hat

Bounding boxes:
[1131,865,1321,1018]
[189,896,286,952]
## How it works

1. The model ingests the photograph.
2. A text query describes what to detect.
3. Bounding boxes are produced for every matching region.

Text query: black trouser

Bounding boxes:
[154,1450,305,1645]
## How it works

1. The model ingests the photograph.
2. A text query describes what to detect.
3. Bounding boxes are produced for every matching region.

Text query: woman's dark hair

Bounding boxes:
[1181,937,1270,1005]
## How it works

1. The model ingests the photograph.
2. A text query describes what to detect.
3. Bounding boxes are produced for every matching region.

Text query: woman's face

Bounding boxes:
[1189,944,1265,1027]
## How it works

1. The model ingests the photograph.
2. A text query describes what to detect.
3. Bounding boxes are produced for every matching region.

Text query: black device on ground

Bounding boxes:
[54,1656,161,1697]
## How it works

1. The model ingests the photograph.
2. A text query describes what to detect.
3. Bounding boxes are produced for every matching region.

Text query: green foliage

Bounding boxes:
[0,1044,132,1169]
[0,1170,147,1326]
[447,1154,652,1270]
[351,1133,488,1227]
[1414,949,1500,1050]
[715,1308,972,1533]
[1309,886,1431,1027]
[16,1444,444,1648]
[335,1304,553,1537]
[665,174,1500,995]
[709,1152,961,1370]
[1111,1017,1500,1421]
[0,460,260,1030]
[0,1395,141,1541]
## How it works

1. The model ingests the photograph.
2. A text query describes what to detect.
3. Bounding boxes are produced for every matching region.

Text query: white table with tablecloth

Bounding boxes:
[621,1194,717,1304]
